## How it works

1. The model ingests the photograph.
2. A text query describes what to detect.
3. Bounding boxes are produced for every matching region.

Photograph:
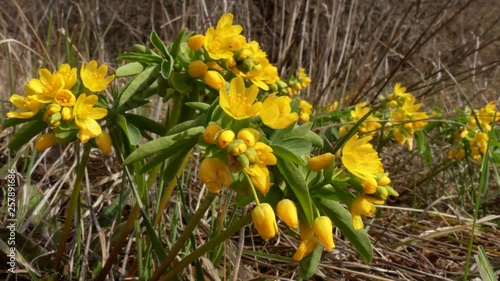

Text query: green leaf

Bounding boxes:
[160,57,174,79]
[123,126,204,165]
[124,113,167,136]
[116,114,141,145]
[150,31,169,58]
[290,123,323,147]
[185,102,210,112]
[475,245,497,281]
[312,184,355,204]
[8,120,47,151]
[271,137,311,165]
[117,65,160,108]
[116,52,163,64]
[169,29,186,58]
[318,199,373,263]
[298,244,323,279]
[115,62,145,77]
[277,159,314,225]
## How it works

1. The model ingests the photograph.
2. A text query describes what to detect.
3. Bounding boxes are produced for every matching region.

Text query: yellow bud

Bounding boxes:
[187,34,205,51]
[307,153,334,172]
[204,70,225,90]
[47,103,62,114]
[35,133,56,152]
[226,57,236,69]
[199,157,231,193]
[388,100,398,109]
[204,123,222,144]
[49,112,61,127]
[227,139,247,156]
[363,180,377,194]
[313,216,335,251]
[188,60,208,78]
[339,126,346,137]
[237,129,259,148]
[61,107,73,121]
[456,148,465,160]
[276,199,299,228]
[216,130,235,149]
[251,203,278,240]
[293,224,319,261]
[96,131,112,155]
[372,185,389,201]
[244,148,260,164]
[377,175,391,186]
[468,117,476,127]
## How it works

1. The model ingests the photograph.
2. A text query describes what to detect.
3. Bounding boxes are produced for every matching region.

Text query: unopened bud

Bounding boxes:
[35,133,56,152]
[187,34,205,51]
[188,60,208,78]
[216,130,235,149]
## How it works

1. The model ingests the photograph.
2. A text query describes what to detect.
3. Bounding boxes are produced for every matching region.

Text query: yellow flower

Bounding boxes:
[307,153,334,172]
[313,216,335,251]
[7,94,42,119]
[204,13,246,60]
[188,60,208,78]
[293,224,319,261]
[341,133,384,188]
[297,68,312,89]
[199,157,231,193]
[299,99,313,122]
[80,60,115,92]
[252,203,278,240]
[276,199,298,228]
[253,142,277,165]
[74,94,107,142]
[260,93,298,129]
[35,133,57,152]
[219,77,262,120]
[96,131,112,155]
[204,70,226,90]
[245,164,270,194]
[204,123,223,144]
[350,102,381,137]
[27,69,65,103]
[476,102,500,131]
[54,89,76,107]
[188,34,205,51]
[56,63,77,89]
[350,195,384,230]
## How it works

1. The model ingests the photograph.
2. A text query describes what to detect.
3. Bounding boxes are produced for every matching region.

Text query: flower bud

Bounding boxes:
[377,174,391,186]
[216,130,235,149]
[188,60,208,78]
[244,148,260,164]
[313,216,335,251]
[204,123,222,144]
[293,224,319,261]
[372,185,389,201]
[237,59,254,73]
[276,199,298,228]
[251,203,278,240]
[236,154,250,168]
[49,112,62,127]
[227,139,247,156]
[388,100,398,109]
[35,133,56,152]
[96,131,112,155]
[199,157,231,193]
[307,153,334,172]
[61,107,73,121]
[237,128,259,148]
[204,70,225,90]
[187,34,205,51]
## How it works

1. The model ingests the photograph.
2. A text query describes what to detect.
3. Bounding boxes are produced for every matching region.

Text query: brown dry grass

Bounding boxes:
[1,0,499,280]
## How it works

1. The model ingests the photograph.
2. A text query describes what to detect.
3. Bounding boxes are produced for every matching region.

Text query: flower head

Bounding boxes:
[252,203,278,240]
[7,94,42,119]
[80,60,115,92]
[27,69,65,103]
[74,94,107,142]
[299,99,313,122]
[204,13,246,60]
[341,133,384,188]
[260,93,298,129]
[220,77,262,120]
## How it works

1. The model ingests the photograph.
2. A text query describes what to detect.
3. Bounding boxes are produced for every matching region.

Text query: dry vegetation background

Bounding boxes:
[0,0,499,280]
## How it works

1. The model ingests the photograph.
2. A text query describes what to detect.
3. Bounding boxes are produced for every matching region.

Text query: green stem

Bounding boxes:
[150,192,217,281]
[243,171,260,205]
[53,143,91,269]
[159,213,253,281]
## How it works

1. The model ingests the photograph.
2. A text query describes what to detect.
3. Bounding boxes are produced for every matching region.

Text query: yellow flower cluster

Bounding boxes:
[299,99,313,122]
[448,102,498,163]
[387,83,428,151]
[287,68,312,96]
[201,125,277,195]
[188,13,279,91]
[341,133,398,230]
[339,102,381,138]
[7,61,114,151]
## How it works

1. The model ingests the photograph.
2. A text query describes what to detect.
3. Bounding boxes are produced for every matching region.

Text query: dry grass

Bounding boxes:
[1,0,499,280]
